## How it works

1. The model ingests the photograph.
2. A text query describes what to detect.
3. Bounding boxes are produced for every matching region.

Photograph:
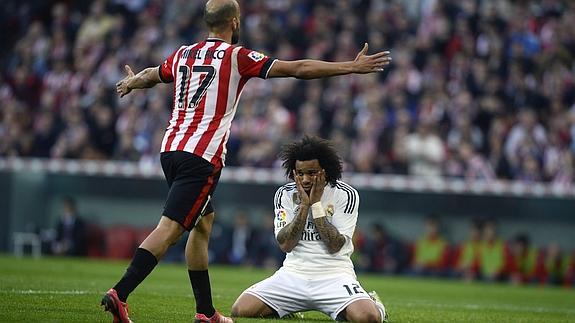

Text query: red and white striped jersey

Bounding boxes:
[158,38,276,167]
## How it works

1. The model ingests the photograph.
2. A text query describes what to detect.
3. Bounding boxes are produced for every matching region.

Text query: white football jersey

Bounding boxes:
[273,180,359,277]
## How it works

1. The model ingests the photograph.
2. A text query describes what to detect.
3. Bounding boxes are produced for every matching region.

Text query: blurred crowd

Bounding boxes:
[1,0,575,185]
[352,215,575,287]
[209,213,575,287]
[195,212,575,287]
[44,195,574,287]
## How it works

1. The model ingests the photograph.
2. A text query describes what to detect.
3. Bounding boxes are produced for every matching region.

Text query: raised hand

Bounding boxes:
[116,65,135,97]
[293,170,310,206]
[309,169,325,205]
[353,43,392,74]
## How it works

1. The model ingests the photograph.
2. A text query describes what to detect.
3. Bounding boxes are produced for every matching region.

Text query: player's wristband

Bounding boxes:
[311,201,326,219]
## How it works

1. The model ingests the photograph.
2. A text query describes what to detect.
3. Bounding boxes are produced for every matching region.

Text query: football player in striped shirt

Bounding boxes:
[102,0,391,322]
[231,136,388,322]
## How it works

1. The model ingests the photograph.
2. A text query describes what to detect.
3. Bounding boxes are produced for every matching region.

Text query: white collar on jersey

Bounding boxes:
[206,37,226,42]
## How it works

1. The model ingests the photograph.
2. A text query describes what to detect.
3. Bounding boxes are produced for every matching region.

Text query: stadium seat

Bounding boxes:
[135,226,155,245]
[104,226,137,259]
[86,223,105,258]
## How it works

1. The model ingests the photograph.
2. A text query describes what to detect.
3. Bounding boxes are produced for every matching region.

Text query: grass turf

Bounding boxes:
[0,255,573,322]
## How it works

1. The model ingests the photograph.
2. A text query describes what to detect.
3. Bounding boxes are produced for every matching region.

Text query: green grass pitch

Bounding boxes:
[0,255,573,322]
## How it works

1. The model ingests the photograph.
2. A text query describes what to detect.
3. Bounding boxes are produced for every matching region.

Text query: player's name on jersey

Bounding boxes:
[182,48,226,60]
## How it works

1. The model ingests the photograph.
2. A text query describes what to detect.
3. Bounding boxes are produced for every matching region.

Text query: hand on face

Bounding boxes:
[293,170,310,206]
[293,169,325,206]
[309,169,325,205]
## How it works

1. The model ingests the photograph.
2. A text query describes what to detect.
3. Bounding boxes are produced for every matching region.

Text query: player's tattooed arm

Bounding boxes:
[276,204,309,253]
[313,217,346,254]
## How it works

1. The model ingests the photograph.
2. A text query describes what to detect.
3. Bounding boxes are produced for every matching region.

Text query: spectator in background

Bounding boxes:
[454,219,482,281]
[367,223,406,274]
[208,218,232,264]
[75,0,118,48]
[508,233,537,284]
[411,214,450,275]
[515,155,543,183]
[350,227,370,272]
[250,215,285,269]
[504,109,547,175]
[563,250,575,287]
[1,0,574,187]
[447,115,484,152]
[478,219,510,281]
[535,241,564,286]
[551,149,574,187]
[404,121,445,178]
[228,210,255,265]
[543,117,571,182]
[459,142,495,181]
[486,118,513,180]
[570,109,575,156]
[52,196,87,256]
[377,107,411,175]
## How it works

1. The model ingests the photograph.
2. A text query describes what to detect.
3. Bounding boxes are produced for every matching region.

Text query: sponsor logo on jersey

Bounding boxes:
[302,230,321,241]
[276,209,287,222]
[248,51,265,62]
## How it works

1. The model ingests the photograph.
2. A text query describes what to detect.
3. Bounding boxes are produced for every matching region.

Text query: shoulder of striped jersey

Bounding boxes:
[274,182,297,209]
[247,50,266,62]
[334,180,359,214]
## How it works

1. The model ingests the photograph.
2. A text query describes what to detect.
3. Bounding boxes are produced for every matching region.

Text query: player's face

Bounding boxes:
[295,159,322,193]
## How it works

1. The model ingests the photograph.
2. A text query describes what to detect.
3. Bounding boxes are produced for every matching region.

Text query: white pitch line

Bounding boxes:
[0,289,97,295]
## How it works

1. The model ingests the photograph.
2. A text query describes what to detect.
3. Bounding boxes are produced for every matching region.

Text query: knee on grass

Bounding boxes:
[346,308,382,323]
[230,298,273,318]
[230,302,252,317]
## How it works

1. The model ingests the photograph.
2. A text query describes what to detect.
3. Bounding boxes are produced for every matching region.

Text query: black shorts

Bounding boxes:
[160,151,222,231]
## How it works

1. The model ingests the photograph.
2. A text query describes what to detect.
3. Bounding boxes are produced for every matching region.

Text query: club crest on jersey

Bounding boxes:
[326,204,334,217]
[276,209,287,222]
[248,51,265,62]
[292,193,301,205]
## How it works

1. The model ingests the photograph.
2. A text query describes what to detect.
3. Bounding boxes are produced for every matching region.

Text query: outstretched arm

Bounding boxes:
[116,65,162,97]
[267,43,391,79]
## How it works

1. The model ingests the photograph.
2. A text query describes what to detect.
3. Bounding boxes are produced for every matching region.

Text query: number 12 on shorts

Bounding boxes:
[343,284,365,296]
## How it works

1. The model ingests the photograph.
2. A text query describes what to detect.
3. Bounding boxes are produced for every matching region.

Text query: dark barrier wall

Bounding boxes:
[0,173,11,252]
[1,170,574,252]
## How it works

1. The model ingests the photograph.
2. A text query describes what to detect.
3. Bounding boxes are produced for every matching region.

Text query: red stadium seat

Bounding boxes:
[135,226,155,245]
[104,226,137,259]
[86,223,105,258]
[564,250,575,287]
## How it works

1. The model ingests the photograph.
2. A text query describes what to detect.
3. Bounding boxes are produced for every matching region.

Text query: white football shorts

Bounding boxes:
[242,269,372,320]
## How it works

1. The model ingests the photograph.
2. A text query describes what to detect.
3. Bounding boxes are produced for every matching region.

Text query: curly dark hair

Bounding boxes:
[279,135,343,186]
